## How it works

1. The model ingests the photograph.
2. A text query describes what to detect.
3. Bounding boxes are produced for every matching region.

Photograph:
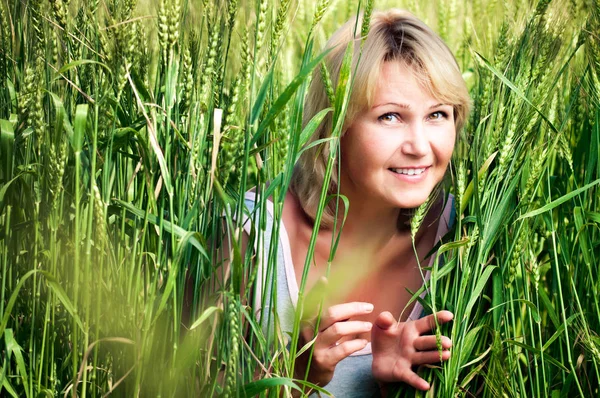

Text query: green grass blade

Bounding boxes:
[251,48,332,147]
[3,329,29,398]
[519,178,600,219]
[55,59,112,80]
[1,378,19,398]
[113,199,208,259]
[298,107,332,148]
[464,265,497,319]
[242,377,301,396]
[41,271,86,334]
[0,270,38,338]
[474,52,559,134]
[250,68,274,126]
[189,306,221,330]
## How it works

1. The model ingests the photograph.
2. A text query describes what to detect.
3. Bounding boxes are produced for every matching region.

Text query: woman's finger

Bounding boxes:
[317,321,372,347]
[327,338,369,365]
[399,369,430,391]
[318,302,374,331]
[414,335,452,351]
[373,311,396,331]
[413,348,451,365]
[414,310,453,335]
[300,323,318,343]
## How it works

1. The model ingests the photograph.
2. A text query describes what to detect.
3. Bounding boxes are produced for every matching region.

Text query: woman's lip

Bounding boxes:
[388,166,431,169]
[388,167,430,181]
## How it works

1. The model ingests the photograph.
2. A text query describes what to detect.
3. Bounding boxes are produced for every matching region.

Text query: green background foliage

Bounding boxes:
[1,0,599,396]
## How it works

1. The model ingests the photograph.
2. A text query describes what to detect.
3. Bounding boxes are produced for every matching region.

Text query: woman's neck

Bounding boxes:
[328,193,442,251]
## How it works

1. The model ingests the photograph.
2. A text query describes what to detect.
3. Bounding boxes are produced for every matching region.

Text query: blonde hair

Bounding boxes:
[291,9,470,228]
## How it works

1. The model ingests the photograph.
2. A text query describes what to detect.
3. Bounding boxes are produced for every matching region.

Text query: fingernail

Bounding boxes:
[364,322,372,330]
[364,303,374,312]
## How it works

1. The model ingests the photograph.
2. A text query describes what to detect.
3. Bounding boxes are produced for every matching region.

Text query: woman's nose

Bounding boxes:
[400,122,429,156]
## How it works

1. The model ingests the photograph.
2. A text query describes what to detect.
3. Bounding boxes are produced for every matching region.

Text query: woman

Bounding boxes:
[241,8,470,396]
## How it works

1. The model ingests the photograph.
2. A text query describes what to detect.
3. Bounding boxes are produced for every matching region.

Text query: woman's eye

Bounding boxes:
[430,111,448,120]
[378,112,400,122]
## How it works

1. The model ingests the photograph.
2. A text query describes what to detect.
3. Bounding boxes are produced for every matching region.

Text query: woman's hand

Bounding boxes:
[295,301,374,387]
[371,310,453,391]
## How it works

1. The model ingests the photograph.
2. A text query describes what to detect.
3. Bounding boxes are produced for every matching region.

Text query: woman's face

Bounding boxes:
[339,61,456,210]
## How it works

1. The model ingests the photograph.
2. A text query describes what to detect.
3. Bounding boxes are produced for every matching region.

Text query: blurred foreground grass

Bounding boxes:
[1,0,600,396]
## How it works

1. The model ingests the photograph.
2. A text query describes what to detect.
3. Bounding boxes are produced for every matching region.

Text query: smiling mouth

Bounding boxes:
[389,167,429,176]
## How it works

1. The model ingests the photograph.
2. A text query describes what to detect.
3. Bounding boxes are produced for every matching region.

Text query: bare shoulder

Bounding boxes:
[282,188,304,241]
[244,185,304,235]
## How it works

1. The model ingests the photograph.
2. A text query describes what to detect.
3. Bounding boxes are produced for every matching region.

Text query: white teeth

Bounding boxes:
[391,168,426,175]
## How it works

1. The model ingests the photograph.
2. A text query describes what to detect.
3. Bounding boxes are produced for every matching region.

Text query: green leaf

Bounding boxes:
[296,334,318,358]
[459,326,485,367]
[505,340,569,372]
[298,107,332,149]
[0,270,38,338]
[190,307,221,330]
[296,137,337,159]
[326,193,350,257]
[586,211,600,224]
[435,238,469,256]
[41,271,86,333]
[113,199,208,259]
[461,151,497,214]
[292,379,333,396]
[519,178,600,219]
[0,119,14,180]
[7,79,17,113]
[4,329,29,398]
[250,68,274,127]
[130,70,152,103]
[403,286,427,316]
[474,52,559,134]
[213,179,243,294]
[574,207,593,266]
[542,314,579,351]
[333,42,354,120]
[459,362,486,390]
[156,231,212,317]
[264,173,284,201]
[56,59,112,78]
[0,171,35,211]
[492,269,504,329]
[537,287,560,329]
[73,104,88,153]
[251,48,332,147]
[487,299,541,323]
[129,81,174,197]
[428,257,457,280]
[240,306,267,351]
[482,175,519,257]
[242,377,300,397]
[1,378,19,398]
[464,265,497,319]
[47,92,75,146]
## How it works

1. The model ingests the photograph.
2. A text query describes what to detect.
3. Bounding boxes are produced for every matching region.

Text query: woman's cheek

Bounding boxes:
[437,128,456,163]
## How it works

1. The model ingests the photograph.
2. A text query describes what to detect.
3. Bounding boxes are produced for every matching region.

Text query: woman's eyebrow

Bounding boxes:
[372,102,449,110]
[429,103,448,109]
[372,102,411,109]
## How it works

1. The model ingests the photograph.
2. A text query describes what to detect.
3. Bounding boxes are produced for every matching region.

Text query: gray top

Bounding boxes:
[241,192,455,397]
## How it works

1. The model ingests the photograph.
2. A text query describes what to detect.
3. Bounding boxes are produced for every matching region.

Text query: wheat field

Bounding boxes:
[1,0,599,396]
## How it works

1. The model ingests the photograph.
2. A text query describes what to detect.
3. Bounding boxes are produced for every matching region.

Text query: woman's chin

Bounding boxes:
[393,194,432,210]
